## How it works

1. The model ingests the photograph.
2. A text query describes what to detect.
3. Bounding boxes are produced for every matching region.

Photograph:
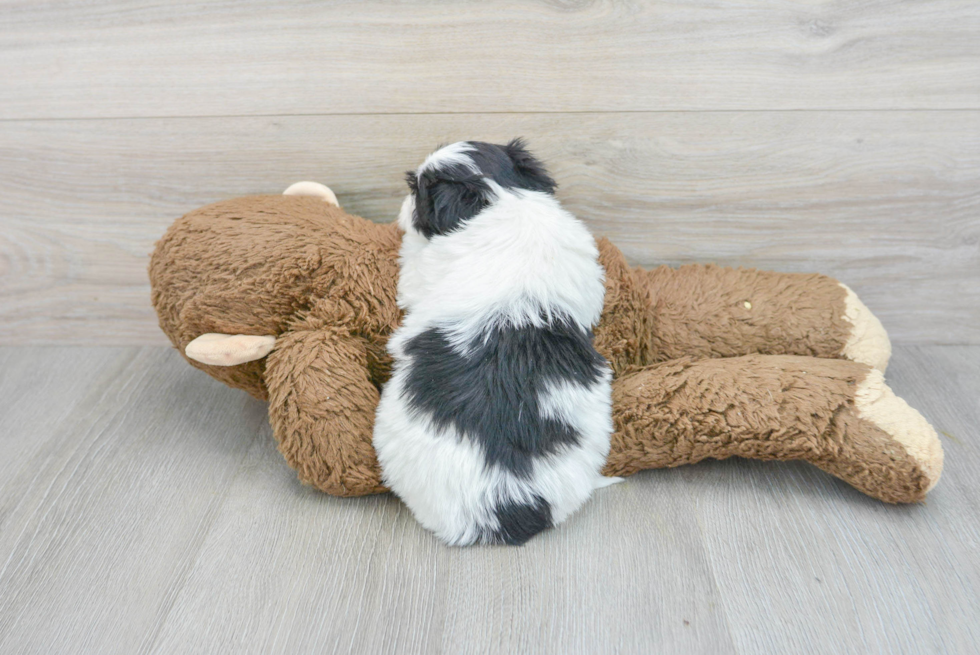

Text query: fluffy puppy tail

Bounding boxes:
[484,496,553,546]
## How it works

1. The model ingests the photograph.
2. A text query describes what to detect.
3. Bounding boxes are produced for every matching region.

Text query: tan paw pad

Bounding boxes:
[841,283,892,372]
[854,369,944,492]
[185,333,277,367]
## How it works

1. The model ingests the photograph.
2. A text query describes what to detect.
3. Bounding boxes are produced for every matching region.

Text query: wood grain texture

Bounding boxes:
[1,0,979,119]
[3,2,976,651]
[1,112,977,345]
[0,345,976,654]
[0,347,270,654]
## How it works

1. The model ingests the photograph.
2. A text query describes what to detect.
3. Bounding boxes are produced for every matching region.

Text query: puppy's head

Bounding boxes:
[398,139,557,238]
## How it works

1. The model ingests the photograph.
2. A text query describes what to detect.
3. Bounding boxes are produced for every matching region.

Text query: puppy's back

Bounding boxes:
[375,140,612,546]
[399,315,609,544]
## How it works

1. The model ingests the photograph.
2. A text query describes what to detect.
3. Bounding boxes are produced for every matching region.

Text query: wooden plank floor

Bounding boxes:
[0,345,976,654]
[2,1,979,653]
[3,1,979,118]
[1,1,979,347]
[2,111,978,346]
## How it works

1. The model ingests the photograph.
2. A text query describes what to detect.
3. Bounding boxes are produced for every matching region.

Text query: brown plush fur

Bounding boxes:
[605,355,929,503]
[150,195,940,503]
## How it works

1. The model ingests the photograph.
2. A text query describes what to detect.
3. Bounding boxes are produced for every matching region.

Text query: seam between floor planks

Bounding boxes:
[135,428,265,655]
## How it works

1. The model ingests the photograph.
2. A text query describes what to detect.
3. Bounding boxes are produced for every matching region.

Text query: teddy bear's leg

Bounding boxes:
[632,263,891,371]
[264,326,388,497]
[603,354,942,503]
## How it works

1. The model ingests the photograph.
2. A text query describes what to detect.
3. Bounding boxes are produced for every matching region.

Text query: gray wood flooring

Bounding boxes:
[2,112,979,346]
[3,1,979,118]
[1,1,978,346]
[0,345,977,654]
[2,1,979,652]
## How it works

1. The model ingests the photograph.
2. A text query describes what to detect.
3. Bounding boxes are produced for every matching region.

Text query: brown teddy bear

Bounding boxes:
[149,184,943,504]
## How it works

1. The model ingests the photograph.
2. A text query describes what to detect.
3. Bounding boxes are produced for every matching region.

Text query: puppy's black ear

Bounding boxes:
[405,170,419,195]
[412,169,491,238]
[504,138,557,194]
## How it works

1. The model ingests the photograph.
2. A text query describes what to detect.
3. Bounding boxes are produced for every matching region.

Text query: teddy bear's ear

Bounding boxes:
[410,167,492,239]
[282,181,340,207]
[503,137,557,194]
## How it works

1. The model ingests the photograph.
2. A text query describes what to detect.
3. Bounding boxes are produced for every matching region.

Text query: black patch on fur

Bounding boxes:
[467,138,557,194]
[486,496,553,545]
[406,167,492,239]
[406,138,557,238]
[401,316,607,478]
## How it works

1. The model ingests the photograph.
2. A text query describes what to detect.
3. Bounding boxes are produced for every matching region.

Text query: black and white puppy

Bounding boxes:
[373,139,617,546]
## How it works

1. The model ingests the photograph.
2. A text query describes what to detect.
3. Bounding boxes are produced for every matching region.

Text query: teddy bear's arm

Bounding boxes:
[602,354,942,503]
[632,263,891,371]
[264,326,388,496]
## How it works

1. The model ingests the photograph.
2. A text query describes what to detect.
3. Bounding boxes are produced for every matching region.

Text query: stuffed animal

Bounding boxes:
[149,183,943,505]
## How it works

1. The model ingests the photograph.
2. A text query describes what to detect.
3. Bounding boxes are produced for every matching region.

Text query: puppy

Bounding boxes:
[373,139,616,546]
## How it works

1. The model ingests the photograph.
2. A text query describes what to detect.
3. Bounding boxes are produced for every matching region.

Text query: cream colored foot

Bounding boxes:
[185,333,277,366]
[282,181,340,207]
[841,283,892,372]
[854,369,944,492]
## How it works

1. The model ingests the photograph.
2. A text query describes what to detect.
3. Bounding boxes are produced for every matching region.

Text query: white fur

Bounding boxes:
[376,363,614,544]
[393,185,606,350]
[417,141,478,174]
[374,145,614,545]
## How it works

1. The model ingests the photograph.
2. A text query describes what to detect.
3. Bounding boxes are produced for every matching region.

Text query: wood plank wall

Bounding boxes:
[1,1,978,345]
